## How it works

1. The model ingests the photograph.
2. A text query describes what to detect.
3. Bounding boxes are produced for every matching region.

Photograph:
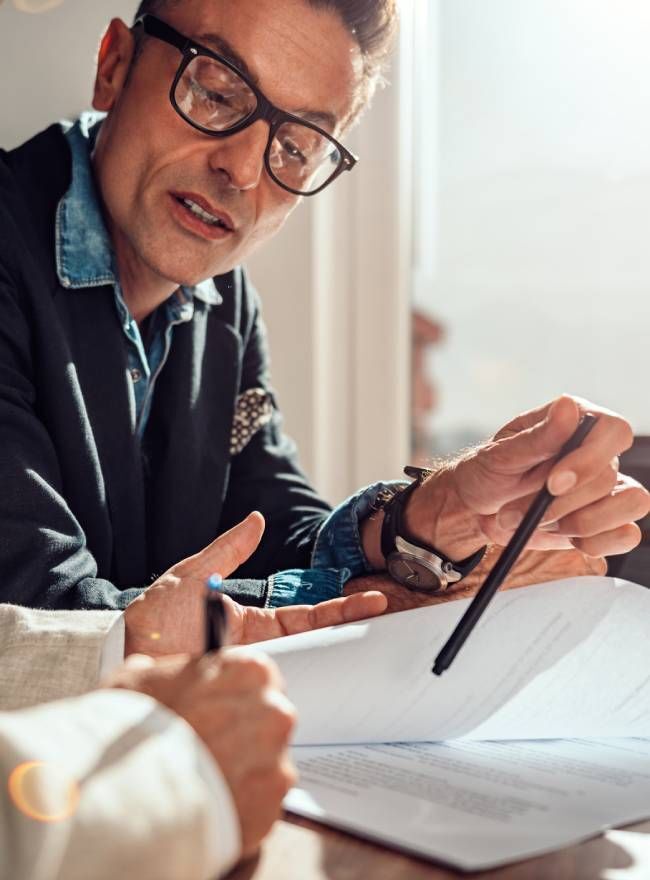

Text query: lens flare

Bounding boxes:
[8,761,80,823]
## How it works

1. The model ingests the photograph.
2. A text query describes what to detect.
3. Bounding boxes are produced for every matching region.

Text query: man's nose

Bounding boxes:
[207,120,269,192]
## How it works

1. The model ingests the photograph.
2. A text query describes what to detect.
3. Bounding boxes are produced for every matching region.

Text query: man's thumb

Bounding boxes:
[197,511,266,578]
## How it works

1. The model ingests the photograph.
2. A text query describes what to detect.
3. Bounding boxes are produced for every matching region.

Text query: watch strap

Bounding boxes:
[380,467,487,578]
[380,474,421,562]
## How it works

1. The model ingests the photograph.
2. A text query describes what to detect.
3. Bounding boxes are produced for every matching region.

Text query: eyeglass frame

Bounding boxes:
[132,14,359,197]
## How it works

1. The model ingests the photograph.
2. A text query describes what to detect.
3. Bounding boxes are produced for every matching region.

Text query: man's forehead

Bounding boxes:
[163,0,363,129]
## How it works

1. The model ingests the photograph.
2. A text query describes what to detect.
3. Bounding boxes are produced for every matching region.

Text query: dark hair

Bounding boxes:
[132,0,398,104]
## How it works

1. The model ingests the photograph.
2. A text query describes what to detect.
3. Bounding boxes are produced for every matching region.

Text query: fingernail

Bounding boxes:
[548,471,577,495]
[540,521,560,532]
[498,510,523,530]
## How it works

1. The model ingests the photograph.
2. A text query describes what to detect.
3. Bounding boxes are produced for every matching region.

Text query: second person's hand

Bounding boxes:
[105,650,297,857]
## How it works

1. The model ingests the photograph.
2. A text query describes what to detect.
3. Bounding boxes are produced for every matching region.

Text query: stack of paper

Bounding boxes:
[254,577,650,870]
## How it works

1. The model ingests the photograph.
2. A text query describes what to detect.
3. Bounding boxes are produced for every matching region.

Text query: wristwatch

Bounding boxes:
[380,466,487,593]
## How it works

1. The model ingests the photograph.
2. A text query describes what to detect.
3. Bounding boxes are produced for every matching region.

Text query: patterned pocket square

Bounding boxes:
[230,387,274,455]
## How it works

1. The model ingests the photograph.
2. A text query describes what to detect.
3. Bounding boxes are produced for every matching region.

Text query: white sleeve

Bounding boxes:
[0,604,124,710]
[0,689,241,880]
[97,614,125,680]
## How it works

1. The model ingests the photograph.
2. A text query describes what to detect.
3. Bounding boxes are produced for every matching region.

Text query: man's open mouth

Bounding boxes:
[172,194,234,232]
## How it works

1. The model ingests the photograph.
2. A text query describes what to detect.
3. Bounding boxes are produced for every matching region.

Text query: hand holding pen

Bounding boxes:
[433,414,599,675]
[401,396,646,585]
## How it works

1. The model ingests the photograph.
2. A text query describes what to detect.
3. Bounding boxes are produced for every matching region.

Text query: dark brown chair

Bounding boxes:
[607,437,650,587]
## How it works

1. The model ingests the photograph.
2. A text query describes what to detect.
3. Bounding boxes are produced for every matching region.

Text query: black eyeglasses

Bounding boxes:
[133,14,358,197]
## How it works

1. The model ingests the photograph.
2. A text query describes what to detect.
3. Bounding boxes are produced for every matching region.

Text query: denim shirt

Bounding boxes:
[55,113,396,607]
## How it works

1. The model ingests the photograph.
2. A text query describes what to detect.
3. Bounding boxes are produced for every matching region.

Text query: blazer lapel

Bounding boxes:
[143,310,242,575]
[61,285,148,586]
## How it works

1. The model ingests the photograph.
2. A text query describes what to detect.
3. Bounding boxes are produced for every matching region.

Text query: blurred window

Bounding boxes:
[411,0,650,461]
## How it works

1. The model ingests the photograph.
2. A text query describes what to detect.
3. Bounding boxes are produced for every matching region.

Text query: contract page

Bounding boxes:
[286,737,650,870]
[258,577,650,744]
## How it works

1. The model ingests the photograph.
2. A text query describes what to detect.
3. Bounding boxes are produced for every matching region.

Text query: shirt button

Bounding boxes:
[130,368,142,383]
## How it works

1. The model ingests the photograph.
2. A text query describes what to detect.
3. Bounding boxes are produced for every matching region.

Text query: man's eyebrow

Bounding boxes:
[294,109,339,132]
[195,32,259,85]
[194,32,340,132]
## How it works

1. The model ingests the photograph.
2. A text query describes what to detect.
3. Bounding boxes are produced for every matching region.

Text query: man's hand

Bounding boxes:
[358,395,649,610]
[104,651,296,857]
[124,512,388,657]
[389,395,648,563]
[223,589,387,645]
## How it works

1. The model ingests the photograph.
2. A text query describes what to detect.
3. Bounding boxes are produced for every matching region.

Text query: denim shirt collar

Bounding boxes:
[55,112,222,307]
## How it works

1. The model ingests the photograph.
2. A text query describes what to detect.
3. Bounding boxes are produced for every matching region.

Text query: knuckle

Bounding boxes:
[614,420,634,453]
[622,423,635,451]
[262,759,298,800]
[226,653,274,688]
[245,654,274,679]
[263,699,297,742]
[618,483,650,518]
[274,702,298,739]
[256,656,286,692]
[633,486,650,517]
[269,664,287,692]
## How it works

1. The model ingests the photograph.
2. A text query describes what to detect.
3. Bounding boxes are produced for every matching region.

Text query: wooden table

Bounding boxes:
[230,815,650,879]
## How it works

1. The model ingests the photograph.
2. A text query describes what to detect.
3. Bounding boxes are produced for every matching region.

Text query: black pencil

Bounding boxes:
[433,413,598,676]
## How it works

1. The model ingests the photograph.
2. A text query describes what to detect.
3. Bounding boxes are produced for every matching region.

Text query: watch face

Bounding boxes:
[387,553,445,593]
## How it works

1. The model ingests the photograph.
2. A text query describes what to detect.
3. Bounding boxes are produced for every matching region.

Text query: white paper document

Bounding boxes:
[253,577,650,870]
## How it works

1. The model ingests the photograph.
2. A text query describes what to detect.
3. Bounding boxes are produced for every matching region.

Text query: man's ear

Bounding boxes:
[92,19,136,113]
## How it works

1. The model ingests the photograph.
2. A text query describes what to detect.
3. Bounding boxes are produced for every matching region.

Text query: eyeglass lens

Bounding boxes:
[175,54,342,194]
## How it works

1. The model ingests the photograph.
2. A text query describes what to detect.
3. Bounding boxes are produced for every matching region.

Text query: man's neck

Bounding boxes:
[111,232,179,326]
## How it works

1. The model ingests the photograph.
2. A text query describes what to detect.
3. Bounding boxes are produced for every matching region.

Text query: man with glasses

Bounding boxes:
[0,0,648,648]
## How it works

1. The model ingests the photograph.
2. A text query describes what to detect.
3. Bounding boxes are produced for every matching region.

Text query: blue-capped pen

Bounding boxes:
[205,573,228,653]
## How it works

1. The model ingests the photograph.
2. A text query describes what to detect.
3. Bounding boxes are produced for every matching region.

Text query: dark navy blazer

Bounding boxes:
[0,125,331,610]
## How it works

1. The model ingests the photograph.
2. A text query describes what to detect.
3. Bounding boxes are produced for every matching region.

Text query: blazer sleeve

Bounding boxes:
[0,690,240,880]
[0,604,124,712]
[218,278,333,579]
[0,275,142,611]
